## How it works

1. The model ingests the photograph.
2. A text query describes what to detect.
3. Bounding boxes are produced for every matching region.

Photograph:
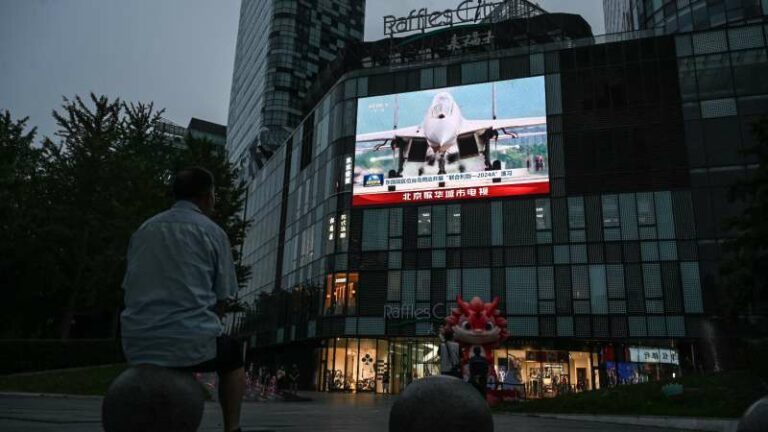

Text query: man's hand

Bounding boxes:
[215,299,247,317]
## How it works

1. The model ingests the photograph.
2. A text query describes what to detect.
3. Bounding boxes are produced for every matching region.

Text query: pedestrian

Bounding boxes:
[289,364,300,395]
[469,347,489,400]
[276,365,286,393]
[121,167,249,432]
[439,328,461,379]
[381,368,390,397]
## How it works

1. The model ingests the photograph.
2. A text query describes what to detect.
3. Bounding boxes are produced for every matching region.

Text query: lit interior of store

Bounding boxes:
[314,338,599,397]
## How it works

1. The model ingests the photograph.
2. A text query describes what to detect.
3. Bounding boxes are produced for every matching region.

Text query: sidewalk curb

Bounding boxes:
[0,391,104,400]
[507,413,739,432]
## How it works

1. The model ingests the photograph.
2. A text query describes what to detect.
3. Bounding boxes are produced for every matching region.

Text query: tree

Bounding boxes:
[174,135,251,287]
[41,95,127,339]
[1,95,251,340]
[0,111,53,337]
[41,94,176,339]
[721,117,768,318]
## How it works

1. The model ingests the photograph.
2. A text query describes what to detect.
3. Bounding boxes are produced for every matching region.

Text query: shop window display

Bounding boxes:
[323,273,359,315]
[357,339,377,392]
[316,338,438,393]
[489,348,594,398]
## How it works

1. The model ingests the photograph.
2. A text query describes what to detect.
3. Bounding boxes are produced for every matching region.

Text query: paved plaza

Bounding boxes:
[0,392,697,432]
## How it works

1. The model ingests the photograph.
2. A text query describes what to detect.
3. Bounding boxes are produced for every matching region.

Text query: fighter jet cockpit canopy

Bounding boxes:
[430,94,454,119]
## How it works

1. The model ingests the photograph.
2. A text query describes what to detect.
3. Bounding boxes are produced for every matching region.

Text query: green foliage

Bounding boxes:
[496,370,768,418]
[0,340,124,374]
[0,94,250,339]
[0,112,52,337]
[720,117,768,317]
[0,364,127,396]
[174,135,251,287]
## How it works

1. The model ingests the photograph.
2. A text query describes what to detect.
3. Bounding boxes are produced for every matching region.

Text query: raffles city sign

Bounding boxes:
[383,0,504,36]
[384,303,446,321]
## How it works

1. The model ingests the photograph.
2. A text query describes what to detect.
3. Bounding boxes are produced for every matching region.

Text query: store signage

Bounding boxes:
[446,30,495,52]
[383,0,502,36]
[628,347,679,365]
[344,157,353,185]
[384,303,446,320]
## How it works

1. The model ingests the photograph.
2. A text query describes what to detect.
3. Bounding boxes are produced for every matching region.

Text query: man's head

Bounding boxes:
[473,346,481,357]
[173,167,215,214]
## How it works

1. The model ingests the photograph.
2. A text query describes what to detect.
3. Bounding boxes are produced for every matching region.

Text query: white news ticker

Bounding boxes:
[357,168,548,195]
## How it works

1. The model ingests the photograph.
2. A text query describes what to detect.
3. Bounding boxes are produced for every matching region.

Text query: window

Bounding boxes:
[602,195,620,227]
[324,273,348,315]
[362,209,389,251]
[346,273,359,315]
[680,262,704,313]
[732,49,768,96]
[464,268,491,300]
[637,193,656,226]
[590,265,608,314]
[506,267,536,315]
[535,199,551,230]
[447,205,461,234]
[387,271,401,301]
[695,54,734,99]
[568,197,585,228]
[417,207,432,236]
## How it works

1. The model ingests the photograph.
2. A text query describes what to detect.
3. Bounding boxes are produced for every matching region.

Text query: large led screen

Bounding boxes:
[352,77,549,206]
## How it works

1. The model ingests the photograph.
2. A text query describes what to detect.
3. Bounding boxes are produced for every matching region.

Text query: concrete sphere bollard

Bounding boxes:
[102,365,205,432]
[737,397,768,432]
[389,375,493,432]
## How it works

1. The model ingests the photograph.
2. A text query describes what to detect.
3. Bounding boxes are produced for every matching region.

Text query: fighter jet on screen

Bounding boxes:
[356,92,546,177]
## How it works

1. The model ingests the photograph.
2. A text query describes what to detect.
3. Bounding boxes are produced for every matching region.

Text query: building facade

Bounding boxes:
[157,117,226,149]
[605,0,768,34]
[231,5,768,395]
[604,0,638,33]
[226,0,365,172]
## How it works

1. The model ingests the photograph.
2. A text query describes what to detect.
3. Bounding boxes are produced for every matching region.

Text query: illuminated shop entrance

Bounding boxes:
[315,338,439,393]
[491,348,597,398]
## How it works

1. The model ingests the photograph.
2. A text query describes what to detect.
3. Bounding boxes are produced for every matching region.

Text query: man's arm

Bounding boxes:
[213,230,239,316]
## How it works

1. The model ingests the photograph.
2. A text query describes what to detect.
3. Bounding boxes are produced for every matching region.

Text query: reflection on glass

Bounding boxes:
[346,273,358,315]
[324,273,349,315]
[376,340,390,393]
[330,338,347,390]
[346,339,358,391]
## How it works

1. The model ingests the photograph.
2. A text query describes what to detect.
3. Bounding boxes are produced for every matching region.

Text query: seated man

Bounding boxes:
[121,167,246,432]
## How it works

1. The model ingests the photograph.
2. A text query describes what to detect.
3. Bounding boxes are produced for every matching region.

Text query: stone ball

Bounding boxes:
[389,375,493,432]
[738,397,768,432]
[102,365,205,432]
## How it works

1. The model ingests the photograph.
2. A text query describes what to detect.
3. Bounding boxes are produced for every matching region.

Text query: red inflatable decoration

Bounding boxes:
[444,295,508,379]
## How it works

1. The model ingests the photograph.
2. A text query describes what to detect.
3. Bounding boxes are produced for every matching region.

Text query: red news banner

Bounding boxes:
[352,181,550,206]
